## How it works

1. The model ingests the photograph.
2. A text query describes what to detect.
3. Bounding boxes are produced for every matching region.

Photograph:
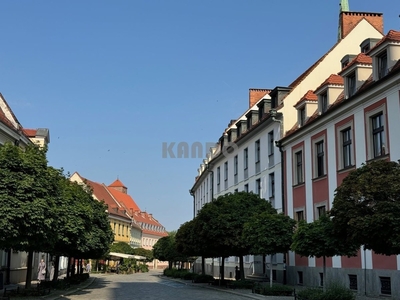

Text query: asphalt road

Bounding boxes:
[57,271,265,300]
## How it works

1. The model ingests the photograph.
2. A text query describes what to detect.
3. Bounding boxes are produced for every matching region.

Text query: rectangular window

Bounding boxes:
[298,271,304,285]
[269,173,275,198]
[321,93,328,113]
[317,205,326,218]
[255,179,261,197]
[255,140,260,163]
[348,73,356,97]
[296,210,305,222]
[316,141,325,177]
[268,131,274,156]
[224,162,228,189]
[371,113,385,158]
[349,274,358,290]
[341,127,352,168]
[295,151,303,184]
[380,277,391,295]
[244,148,248,169]
[234,155,238,184]
[378,52,388,79]
[217,167,220,185]
[244,184,249,193]
[300,108,306,126]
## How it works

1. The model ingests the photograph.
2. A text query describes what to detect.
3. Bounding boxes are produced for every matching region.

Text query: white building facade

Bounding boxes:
[190,5,388,286]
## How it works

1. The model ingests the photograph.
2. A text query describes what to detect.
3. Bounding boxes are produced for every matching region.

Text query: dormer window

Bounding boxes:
[377,51,388,79]
[271,97,277,109]
[348,72,356,97]
[299,107,306,126]
[321,93,328,113]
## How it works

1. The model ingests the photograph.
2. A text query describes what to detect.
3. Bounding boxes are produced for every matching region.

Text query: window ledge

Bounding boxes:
[337,165,356,174]
[312,175,327,182]
[293,182,305,188]
[366,154,390,163]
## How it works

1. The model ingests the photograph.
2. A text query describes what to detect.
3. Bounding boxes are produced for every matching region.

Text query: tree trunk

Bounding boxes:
[262,254,266,275]
[220,257,225,282]
[239,256,245,281]
[270,254,274,288]
[53,256,60,282]
[168,261,172,270]
[66,257,71,278]
[323,256,326,292]
[72,258,76,276]
[25,251,34,289]
[201,257,205,275]
[5,249,11,285]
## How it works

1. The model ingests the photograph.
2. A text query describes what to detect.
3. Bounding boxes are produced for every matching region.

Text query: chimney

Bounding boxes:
[339,12,383,40]
[249,89,271,108]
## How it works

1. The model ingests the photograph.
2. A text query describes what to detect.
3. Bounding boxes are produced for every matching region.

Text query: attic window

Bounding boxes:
[378,51,388,79]
[361,44,370,53]
[271,97,277,109]
[321,93,328,113]
[299,107,306,126]
[348,72,356,97]
[341,60,349,69]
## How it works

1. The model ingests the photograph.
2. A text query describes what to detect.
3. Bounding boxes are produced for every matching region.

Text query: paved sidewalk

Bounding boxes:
[4,275,97,300]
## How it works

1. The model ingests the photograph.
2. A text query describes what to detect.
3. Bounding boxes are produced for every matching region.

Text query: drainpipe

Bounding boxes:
[270,109,286,285]
[189,189,195,219]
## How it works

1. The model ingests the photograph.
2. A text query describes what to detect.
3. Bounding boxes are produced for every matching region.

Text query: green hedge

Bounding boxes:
[193,274,214,283]
[297,284,355,300]
[260,284,294,296]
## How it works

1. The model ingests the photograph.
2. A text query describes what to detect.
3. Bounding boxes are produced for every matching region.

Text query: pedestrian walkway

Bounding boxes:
[2,274,97,300]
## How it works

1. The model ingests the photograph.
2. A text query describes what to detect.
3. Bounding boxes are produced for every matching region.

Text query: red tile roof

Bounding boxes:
[109,179,126,188]
[315,74,344,92]
[294,90,318,107]
[369,30,400,52]
[81,177,131,221]
[23,129,37,137]
[340,53,372,75]
[107,188,140,212]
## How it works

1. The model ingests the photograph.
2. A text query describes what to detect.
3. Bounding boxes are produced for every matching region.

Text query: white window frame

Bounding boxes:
[365,104,388,160]
[312,136,326,178]
[269,173,275,199]
[293,147,304,185]
[336,120,355,170]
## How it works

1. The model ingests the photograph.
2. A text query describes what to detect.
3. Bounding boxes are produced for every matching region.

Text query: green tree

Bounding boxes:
[110,242,134,254]
[0,144,59,288]
[331,160,400,255]
[176,220,199,258]
[153,235,177,269]
[132,247,154,262]
[243,212,295,287]
[196,192,276,280]
[291,215,358,291]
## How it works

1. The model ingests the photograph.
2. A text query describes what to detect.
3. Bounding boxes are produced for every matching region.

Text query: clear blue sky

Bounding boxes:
[0,1,398,231]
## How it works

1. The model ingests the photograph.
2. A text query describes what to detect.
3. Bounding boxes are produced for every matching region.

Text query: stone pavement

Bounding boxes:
[2,272,388,300]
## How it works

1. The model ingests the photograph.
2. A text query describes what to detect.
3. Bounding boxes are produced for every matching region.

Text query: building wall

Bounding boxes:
[110,218,131,244]
[284,63,400,296]
[280,19,383,129]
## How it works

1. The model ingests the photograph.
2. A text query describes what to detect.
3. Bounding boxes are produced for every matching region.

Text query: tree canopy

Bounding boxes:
[243,212,295,256]
[330,160,400,255]
[0,143,114,287]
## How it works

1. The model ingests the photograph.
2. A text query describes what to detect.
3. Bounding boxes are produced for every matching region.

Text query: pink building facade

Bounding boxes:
[280,30,400,297]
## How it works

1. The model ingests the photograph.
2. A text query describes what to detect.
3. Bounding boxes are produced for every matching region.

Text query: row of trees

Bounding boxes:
[0,143,114,288]
[154,160,400,290]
